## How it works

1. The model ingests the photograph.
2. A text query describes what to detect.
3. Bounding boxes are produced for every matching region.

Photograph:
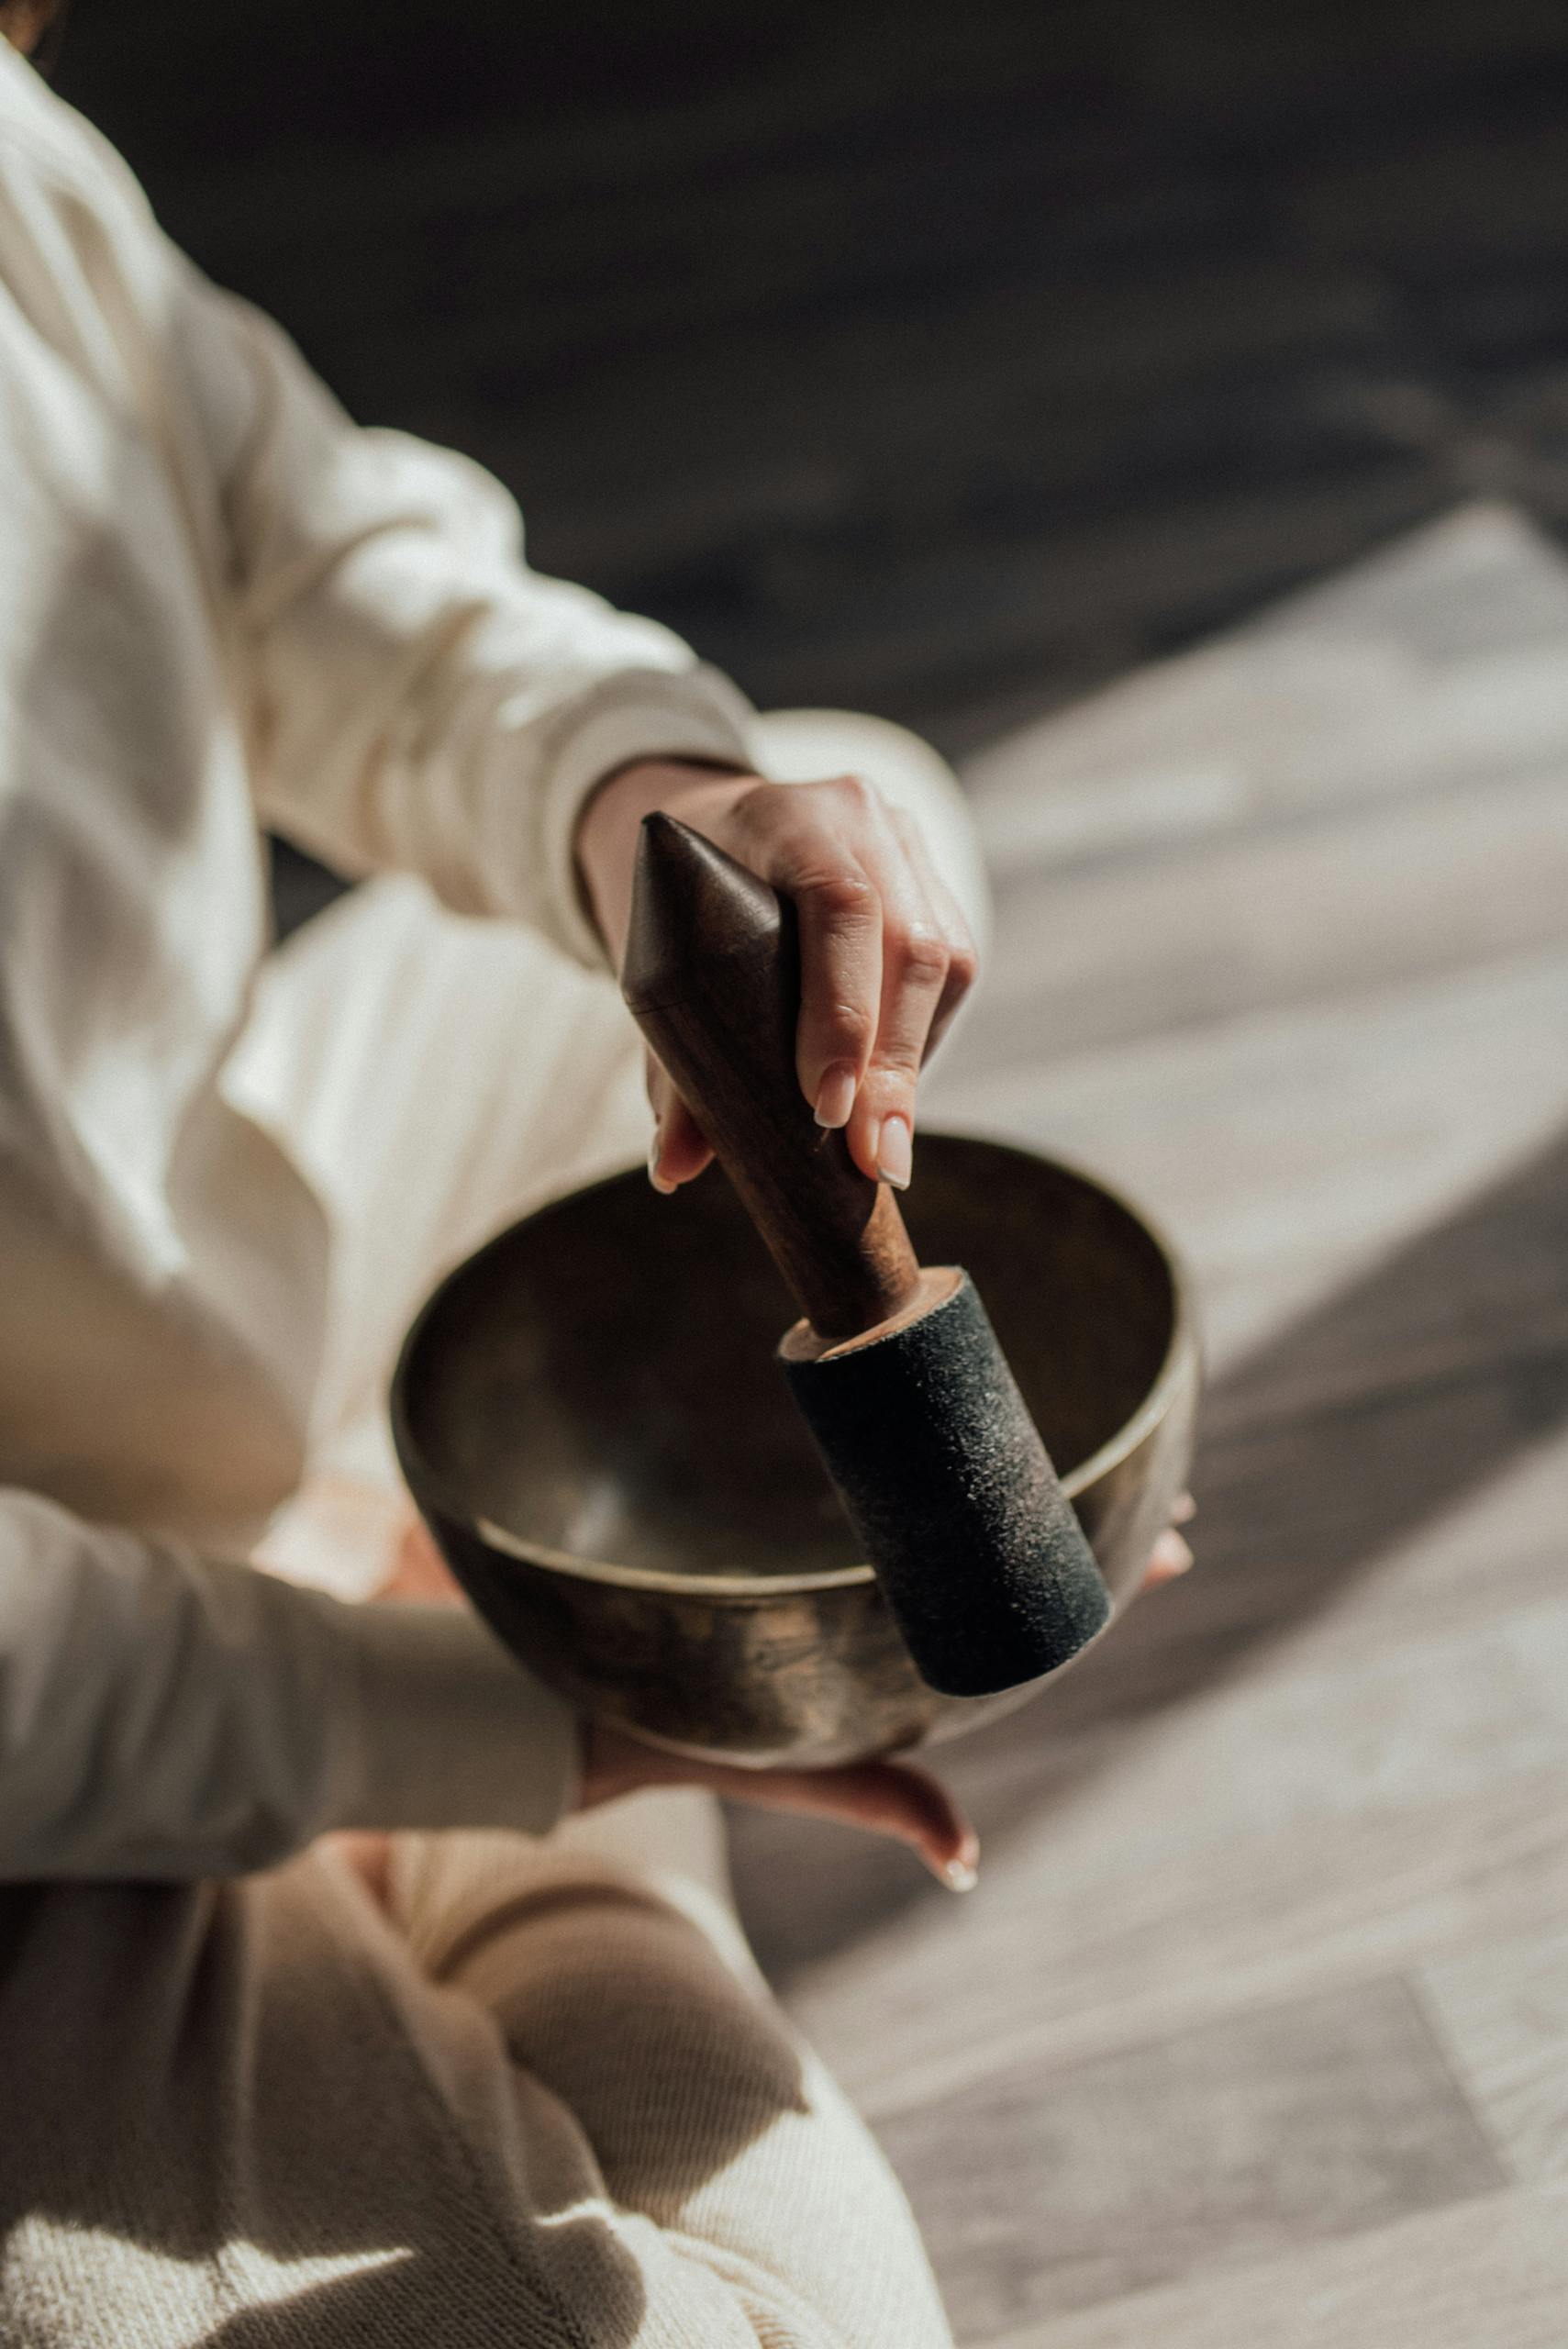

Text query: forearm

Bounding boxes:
[200,284,755,962]
[0,1488,577,1879]
[445,1877,953,2345]
[574,754,753,956]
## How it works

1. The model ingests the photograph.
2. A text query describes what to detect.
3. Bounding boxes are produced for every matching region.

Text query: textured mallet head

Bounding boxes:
[781,1273,1112,1698]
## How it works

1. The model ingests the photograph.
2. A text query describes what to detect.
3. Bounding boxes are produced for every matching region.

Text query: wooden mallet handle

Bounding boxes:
[621,812,921,1341]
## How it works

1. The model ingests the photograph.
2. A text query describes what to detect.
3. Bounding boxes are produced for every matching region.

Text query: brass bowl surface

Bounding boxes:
[392,1133,1199,1765]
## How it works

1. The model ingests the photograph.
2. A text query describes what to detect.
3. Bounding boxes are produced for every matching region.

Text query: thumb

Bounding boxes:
[717,1755,979,1892]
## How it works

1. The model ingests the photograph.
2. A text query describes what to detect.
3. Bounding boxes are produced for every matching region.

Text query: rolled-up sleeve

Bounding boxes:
[0,1488,579,1880]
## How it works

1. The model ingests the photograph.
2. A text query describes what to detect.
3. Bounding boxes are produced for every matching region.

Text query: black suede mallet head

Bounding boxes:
[619,814,1111,1701]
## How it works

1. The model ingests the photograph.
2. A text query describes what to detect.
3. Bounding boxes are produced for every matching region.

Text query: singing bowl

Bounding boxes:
[392,1133,1199,1766]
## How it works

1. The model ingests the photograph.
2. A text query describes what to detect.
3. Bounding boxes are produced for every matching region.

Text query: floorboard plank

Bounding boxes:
[878,1976,1503,2338]
[986,2185,1568,2349]
[963,507,1568,858]
[928,947,1568,1371]
[751,1602,1568,2121]
[974,762,1568,1070]
[1421,1923,1568,2184]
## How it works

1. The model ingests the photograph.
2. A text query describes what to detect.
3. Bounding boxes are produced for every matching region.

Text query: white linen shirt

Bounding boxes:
[0,39,756,1876]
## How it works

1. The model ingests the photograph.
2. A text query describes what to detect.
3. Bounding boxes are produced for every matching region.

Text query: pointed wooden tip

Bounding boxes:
[621,812,782,1009]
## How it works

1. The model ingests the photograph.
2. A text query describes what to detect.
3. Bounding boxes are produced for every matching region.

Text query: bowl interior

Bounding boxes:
[397,1134,1178,1583]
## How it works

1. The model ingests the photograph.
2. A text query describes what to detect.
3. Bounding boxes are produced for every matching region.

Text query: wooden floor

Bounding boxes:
[726,504,1568,2344]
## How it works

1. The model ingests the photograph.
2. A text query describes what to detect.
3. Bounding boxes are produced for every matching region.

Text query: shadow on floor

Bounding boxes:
[729,1116,1568,1976]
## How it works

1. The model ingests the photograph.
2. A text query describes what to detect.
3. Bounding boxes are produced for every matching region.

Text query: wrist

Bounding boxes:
[576,1718,680,1809]
[575,756,757,964]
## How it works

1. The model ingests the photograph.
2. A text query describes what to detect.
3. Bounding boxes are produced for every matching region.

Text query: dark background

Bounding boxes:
[51,0,1568,867]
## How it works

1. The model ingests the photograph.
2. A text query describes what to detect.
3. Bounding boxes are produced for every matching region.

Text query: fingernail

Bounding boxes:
[648,1135,676,1197]
[814,1063,858,1130]
[1154,1531,1195,1576]
[941,1856,979,1893]
[876,1114,913,1190]
[1173,1491,1197,1526]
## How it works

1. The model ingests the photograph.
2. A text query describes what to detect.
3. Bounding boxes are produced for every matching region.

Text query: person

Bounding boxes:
[0,11,1193,2343]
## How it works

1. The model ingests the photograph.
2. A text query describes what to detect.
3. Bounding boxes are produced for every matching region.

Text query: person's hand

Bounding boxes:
[341,1503,1194,1901]
[575,757,979,1194]
[579,1720,983,1888]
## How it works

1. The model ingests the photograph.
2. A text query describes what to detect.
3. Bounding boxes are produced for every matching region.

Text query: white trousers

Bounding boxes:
[0,713,975,2347]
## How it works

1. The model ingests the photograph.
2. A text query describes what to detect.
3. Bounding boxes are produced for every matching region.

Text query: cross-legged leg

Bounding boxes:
[0,1803,951,2345]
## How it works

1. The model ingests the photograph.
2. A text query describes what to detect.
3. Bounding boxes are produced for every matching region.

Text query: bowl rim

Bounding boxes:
[392,1130,1196,1601]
